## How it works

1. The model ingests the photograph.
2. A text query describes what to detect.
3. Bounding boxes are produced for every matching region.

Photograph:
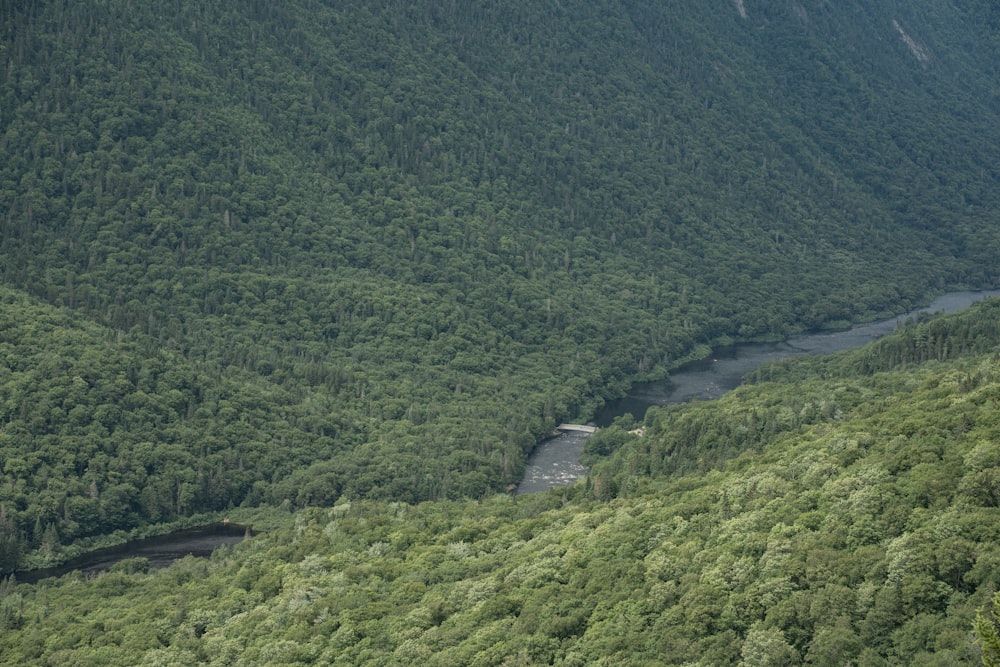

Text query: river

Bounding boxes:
[15,291,1000,575]
[516,289,1000,494]
[13,522,251,584]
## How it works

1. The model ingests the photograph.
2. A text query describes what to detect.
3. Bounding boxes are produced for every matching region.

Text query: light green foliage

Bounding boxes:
[2,0,1000,662]
[739,623,799,667]
[977,593,1000,667]
[2,333,1000,663]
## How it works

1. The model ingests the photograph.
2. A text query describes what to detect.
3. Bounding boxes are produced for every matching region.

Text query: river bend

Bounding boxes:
[516,290,1000,494]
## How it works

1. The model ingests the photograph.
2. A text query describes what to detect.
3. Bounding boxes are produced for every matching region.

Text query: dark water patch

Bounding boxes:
[13,522,252,584]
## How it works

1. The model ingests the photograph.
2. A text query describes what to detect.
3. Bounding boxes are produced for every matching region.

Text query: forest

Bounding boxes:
[2,0,1000,662]
[4,296,1000,664]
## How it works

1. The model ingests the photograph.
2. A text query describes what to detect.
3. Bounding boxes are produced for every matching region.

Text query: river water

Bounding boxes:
[14,523,251,584]
[516,290,1000,494]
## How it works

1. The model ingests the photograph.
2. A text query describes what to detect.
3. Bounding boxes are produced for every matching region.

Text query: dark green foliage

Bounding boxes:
[1,4,1000,660]
[581,414,637,464]
[0,287,372,570]
[747,298,1000,384]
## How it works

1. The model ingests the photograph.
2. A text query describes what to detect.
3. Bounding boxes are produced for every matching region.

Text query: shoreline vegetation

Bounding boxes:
[6,506,288,579]
[17,291,1000,580]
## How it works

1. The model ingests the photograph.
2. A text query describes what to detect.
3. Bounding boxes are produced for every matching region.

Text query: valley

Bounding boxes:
[2,1,1000,663]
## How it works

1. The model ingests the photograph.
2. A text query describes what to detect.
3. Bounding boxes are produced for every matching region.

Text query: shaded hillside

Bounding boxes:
[1,0,1000,549]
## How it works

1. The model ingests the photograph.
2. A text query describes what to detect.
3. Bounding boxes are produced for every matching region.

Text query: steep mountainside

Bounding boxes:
[1,0,1000,557]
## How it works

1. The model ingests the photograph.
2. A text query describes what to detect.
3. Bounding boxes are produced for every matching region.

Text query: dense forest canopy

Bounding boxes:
[2,0,1000,581]
[4,297,1000,664]
[4,0,1000,663]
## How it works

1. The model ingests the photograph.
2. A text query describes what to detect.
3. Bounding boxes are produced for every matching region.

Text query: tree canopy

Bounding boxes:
[3,301,1000,663]
[3,0,1000,660]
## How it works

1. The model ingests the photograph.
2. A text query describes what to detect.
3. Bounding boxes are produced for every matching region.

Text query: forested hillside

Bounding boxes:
[4,300,1000,664]
[2,0,1000,569]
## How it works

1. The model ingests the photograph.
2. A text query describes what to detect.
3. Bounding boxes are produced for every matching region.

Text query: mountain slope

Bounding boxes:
[1,0,1000,547]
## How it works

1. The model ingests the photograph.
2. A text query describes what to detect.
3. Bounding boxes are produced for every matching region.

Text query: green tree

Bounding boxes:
[975,591,1000,667]
[739,623,800,667]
